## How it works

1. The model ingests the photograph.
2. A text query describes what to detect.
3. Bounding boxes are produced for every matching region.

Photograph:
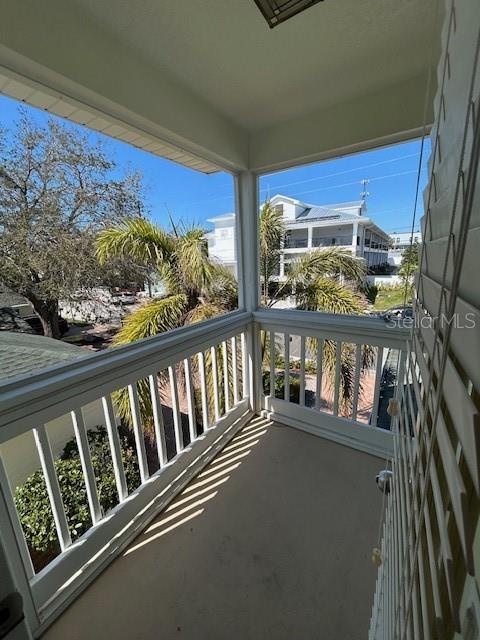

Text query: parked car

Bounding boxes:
[112,292,137,305]
[380,305,414,322]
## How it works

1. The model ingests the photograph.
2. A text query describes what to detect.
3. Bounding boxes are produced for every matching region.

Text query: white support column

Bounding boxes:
[235,171,260,413]
[352,221,359,256]
[307,225,313,249]
[236,171,259,313]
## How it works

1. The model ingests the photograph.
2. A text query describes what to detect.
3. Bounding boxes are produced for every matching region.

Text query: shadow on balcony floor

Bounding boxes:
[44,417,383,640]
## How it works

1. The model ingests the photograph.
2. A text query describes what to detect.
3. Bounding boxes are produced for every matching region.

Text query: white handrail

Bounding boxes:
[254,309,409,349]
[0,311,251,440]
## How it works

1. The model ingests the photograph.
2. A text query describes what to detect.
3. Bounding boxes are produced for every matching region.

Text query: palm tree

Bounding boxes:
[98,205,372,429]
[258,201,373,412]
[96,218,238,431]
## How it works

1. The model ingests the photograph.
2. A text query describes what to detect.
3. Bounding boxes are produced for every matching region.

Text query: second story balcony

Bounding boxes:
[0,1,477,638]
[0,309,407,639]
[284,236,308,248]
[312,235,352,248]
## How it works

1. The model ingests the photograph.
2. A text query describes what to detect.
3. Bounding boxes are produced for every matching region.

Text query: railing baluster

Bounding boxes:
[33,425,71,551]
[148,374,168,467]
[351,343,362,421]
[269,330,275,398]
[211,346,220,422]
[0,456,35,578]
[299,335,306,406]
[284,333,290,402]
[184,358,197,443]
[198,351,209,429]
[127,383,149,483]
[333,341,342,416]
[222,341,230,413]
[370,347,384,428]
[101,396,128,501]
[71,409,102,524]
[231,336,239,405]
[168,365,184,453]
[315,338,324,410]
[241,332,248,400]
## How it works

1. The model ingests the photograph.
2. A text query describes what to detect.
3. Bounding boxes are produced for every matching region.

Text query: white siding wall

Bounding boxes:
[370,1,480,637]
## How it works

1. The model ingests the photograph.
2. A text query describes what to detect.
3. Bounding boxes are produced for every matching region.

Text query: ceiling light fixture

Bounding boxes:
[253,0,324,29]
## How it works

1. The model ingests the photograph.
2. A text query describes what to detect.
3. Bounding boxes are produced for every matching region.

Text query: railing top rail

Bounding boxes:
[0,310,251,436]
[253,308,409,348]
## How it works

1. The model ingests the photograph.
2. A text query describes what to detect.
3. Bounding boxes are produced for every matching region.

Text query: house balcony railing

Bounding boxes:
[284,237,308,248]
[0,309,408,635]
[312,236,352,247]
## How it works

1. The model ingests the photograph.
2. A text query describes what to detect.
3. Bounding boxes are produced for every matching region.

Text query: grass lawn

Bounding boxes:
[373,287,410,311]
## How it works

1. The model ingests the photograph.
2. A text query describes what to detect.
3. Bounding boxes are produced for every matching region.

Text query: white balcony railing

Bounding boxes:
[0,311,251,627]
[0,308,408,635]
[255,309,408,458]
[312,236,352,247]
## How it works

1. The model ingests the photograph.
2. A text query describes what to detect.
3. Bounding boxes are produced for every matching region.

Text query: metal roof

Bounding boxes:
[295,206,360,222]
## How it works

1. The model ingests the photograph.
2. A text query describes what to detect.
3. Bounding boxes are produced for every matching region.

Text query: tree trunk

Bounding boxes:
[26,294,61,339]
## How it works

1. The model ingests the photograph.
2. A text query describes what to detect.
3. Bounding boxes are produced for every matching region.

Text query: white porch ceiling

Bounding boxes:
[0,0,441,173]
[70,0,439,132]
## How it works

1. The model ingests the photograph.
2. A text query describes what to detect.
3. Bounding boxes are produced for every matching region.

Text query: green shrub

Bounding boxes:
[262,372,300,403]
[365,284,379,304]
[14,427,140,554]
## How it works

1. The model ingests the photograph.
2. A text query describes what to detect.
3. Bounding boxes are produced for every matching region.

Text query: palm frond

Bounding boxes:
[259,201,285,304]
[204,264,238,310]
[112,294,187,345]
[259,201,285,257]
[185,301,226,325]
[112,296,186,435]
[286,247,366,287]
[174,227,214,293]
[96,218,174,267]
[296,277,366,315]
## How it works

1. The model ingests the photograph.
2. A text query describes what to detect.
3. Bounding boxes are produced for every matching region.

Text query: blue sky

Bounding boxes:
[0,94,429,233]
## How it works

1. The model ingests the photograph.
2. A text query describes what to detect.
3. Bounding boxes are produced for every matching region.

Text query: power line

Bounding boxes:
[177,151,423,208]
[259,152,420,191]
[285,170,418,199]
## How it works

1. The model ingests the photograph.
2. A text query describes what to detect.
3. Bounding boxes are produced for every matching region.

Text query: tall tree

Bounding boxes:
[259,201,285,306]
[0,111,144,338]
[398,239,419,294]
[259,200,372,407]
[96,218,238,430]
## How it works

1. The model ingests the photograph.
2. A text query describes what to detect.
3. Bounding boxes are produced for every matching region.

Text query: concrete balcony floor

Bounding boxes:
[44,417,383,640]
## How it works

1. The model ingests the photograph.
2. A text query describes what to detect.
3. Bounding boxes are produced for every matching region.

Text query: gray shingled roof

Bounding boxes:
[0,287,29,308]
[295,206,360,222]
[0,332,86,382]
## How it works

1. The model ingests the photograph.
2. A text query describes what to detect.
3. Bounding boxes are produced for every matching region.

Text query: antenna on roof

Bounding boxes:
[360,179,370,202]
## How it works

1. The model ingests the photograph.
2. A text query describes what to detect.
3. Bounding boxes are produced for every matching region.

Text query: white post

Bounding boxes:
[235,171,260,412]
[279,253,285,278]
[352,221,359,256]
[307,225,313,249]
[0,459,37,637]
